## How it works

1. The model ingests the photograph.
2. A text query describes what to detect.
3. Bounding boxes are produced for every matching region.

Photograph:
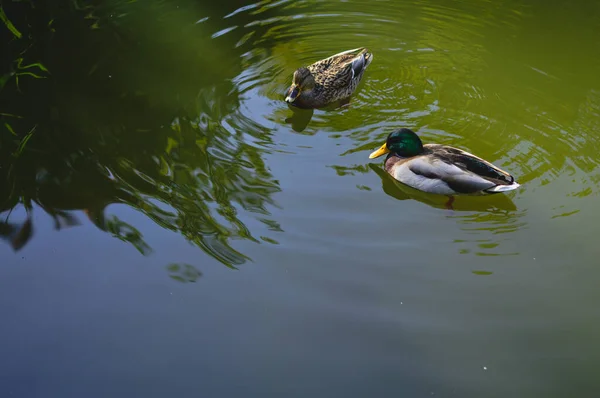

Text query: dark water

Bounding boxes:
[2,0,600,396]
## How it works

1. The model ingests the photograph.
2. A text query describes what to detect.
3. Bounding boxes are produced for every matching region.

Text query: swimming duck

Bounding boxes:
[284,47,373,109]
[369,129,520,203]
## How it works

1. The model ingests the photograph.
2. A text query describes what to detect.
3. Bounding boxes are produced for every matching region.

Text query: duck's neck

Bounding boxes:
[384,153,403,173]
[293,87,322,108]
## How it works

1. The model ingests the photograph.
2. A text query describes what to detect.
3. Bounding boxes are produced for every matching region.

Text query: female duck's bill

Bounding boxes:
[285,86,300,103]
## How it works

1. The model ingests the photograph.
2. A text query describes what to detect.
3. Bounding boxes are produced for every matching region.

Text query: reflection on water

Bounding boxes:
[329,161,524,256]
[1,80,283,267]
[166,262,203,283]
[285,107,314,133]
[1,0,283,268]
[2,0,600,269]
[369,164,519,213]
[370,163,525,256]
[4,0,600,397]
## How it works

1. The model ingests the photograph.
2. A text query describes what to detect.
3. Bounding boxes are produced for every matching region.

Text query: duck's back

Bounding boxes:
[424,144,515,185]
[292,48,372,108]
[310,48,372,89]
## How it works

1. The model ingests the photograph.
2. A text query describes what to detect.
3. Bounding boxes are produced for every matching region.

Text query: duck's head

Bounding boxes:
[285,67,316,104]
[369,128,424,159]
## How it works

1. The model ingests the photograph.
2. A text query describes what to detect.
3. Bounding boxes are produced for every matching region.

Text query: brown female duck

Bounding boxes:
[285,47,373,109]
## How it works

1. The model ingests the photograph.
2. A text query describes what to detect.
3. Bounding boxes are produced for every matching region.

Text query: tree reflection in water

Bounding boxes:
[0,0,282,270]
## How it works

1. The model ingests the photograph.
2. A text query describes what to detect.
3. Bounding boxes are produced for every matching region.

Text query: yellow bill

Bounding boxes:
[369,143,390,159]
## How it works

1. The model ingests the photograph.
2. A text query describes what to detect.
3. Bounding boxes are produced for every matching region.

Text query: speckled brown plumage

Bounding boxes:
[285,47,373,109]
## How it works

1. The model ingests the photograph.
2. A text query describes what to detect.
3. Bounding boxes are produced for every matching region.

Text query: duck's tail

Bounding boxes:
[347,48,373,79]
[331,47,373,67]
[360,48,373,69]
[485,181,521,193]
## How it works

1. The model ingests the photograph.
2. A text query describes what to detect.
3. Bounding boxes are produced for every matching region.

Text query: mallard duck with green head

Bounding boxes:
[369,128,520,206]
[284,47,373,109]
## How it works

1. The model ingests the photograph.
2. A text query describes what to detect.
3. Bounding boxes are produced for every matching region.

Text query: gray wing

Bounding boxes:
[407,156,497,194]
[349,53,366,79]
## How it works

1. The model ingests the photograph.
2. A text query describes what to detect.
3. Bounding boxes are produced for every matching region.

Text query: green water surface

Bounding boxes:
[2,0,600,396]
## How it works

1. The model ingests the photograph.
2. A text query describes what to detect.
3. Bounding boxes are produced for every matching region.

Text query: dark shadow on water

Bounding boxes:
[283,96,354,133]
[284,107,314,133]
[0,0,284,273]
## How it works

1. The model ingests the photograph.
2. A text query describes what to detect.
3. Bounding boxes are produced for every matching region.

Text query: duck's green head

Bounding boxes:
[369,128,424,159]
[285,67,316,103]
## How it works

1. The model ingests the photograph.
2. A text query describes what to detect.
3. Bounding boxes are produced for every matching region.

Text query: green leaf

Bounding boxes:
[0,113,23,119]
[16,58,50,73]
[16,71,46,79]
[4,122,17,136]
[0,6,22,39]
[13,124,37,157]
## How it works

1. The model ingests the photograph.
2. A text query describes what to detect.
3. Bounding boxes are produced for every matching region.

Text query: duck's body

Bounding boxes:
[370,129,520,197]
[285,47,373,109]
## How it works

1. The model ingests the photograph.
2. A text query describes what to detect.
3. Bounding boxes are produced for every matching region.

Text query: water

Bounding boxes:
[2,0,600,396]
